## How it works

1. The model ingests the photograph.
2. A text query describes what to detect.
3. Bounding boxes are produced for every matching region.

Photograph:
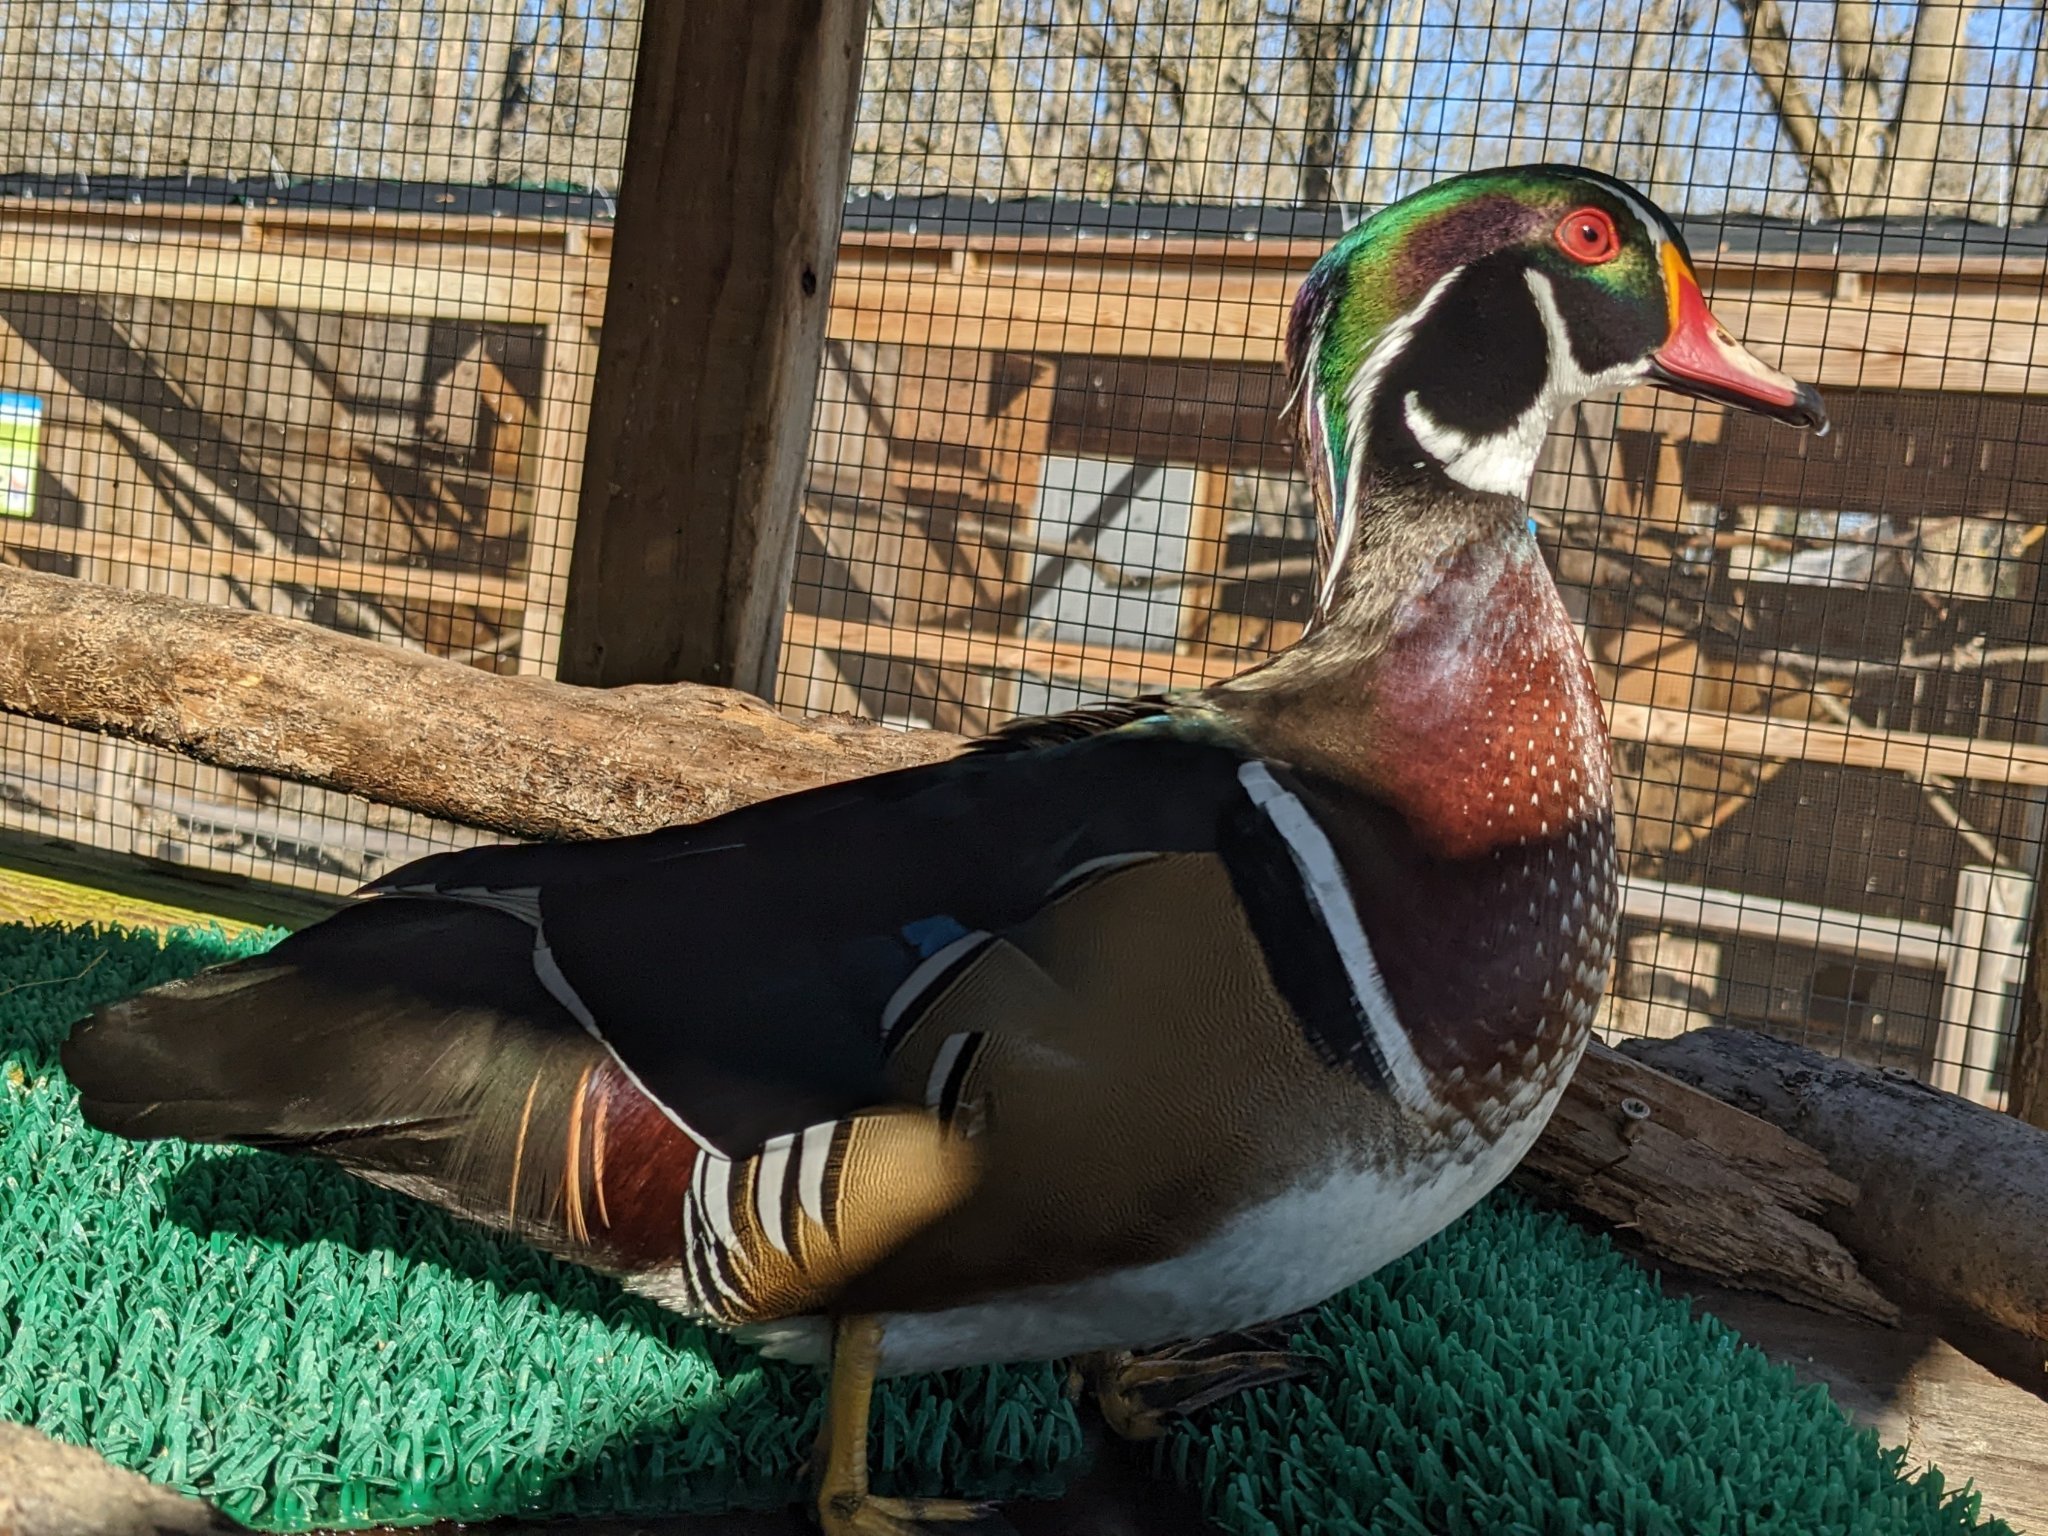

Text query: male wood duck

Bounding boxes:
[65,165,1824,1536]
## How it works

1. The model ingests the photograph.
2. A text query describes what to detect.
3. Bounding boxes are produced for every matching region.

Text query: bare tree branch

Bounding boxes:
[1727,0,1847,215]
[2014,9,2048,219]
[1882,1,1972,214]
[968,0,1042,191]
[1348,0,1426,206]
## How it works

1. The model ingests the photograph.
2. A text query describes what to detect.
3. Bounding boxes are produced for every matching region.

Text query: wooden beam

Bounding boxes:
[780,614,2048,790]
[1605,701,2048,788]
[515,319,598,676]
[0,518,527,609]
[2010,828,2048,1131]
[783,612,1243,691]
[0,227,592,326]
[556,0,868,695]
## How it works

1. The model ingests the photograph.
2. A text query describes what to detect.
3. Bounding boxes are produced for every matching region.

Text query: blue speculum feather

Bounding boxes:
[901,914,970,958]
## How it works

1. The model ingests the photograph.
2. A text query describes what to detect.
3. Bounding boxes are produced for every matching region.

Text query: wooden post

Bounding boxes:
[2008,834,2048,1130]
[1177,464,1232,655]
[555,0,868,696]
[516,319,598,677]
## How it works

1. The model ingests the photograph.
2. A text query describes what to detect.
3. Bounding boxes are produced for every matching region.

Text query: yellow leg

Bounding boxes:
[816,1315,999,1536]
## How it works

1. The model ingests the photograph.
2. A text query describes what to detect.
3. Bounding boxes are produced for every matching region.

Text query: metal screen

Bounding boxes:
[786,1,2048,1109]
[0,3,2042,1109]
[0,3,632,895]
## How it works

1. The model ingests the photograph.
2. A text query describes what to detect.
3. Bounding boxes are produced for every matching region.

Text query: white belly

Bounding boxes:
[743,1090,1559,1375]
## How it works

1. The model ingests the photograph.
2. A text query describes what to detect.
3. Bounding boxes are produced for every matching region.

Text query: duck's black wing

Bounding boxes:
[63,724,1307,1312]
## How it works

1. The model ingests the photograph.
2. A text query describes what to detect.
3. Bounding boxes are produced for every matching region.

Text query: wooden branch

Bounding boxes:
[1627,1027,2048,1353]
[1515,1040,1897,1323]
[0,565,955,844]
[0,1422,238,1536]
[1726,0,1845,215]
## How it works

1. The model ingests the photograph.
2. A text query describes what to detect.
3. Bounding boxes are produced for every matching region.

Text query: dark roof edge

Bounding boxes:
[841,193,2048,258]
[0,176,2039,259]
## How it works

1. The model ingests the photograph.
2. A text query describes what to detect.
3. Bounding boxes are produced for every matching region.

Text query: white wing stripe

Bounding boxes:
[879,929,992,1041]
[699,1153,740,1250]
[753,1133,796,1257]
[924,1033,972,1110]
[530,934,721,1155]
[796,1120,836,1228]
[1236,760,1435,1112]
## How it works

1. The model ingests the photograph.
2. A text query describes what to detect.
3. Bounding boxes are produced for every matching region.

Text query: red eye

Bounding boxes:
[1555,207,1622,264]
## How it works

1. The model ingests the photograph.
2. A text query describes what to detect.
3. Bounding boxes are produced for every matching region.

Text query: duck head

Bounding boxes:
[1287,164,1827,605]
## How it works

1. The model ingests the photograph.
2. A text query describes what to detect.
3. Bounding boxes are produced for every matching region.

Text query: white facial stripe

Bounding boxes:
[1322,264,1466,610]
[1606,184,1670,254]
[1408,269,1645,499]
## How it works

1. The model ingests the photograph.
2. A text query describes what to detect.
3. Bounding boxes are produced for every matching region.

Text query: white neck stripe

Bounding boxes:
[1320,263,1466,613]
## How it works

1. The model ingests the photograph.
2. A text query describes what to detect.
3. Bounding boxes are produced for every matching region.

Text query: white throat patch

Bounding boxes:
[1404,268,1645,498]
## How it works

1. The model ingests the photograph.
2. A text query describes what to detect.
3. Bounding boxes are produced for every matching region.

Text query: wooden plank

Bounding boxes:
[786,615,2048,788]
[1050,356,1294,472]
[0,227,596,325]
[0,201,615,261]
[1618,874,1951,970]
[2010,829,2048,1131]
[0,204,2042,388]
[823,264,2048,387]
[30,201,2045,282]
[1606,702,2048,788]
[0,519,526,608]
[784,612,1242,691]
[515,320,599,677]
[1178,464,1233,652]
[556,0,871,695]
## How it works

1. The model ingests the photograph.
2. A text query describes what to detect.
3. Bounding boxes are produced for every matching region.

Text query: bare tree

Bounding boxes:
[1730,0,1981,219]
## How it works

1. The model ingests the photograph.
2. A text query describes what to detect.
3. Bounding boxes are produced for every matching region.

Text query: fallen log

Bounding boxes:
[0,1422,241,1535]
[0,565,956,843]
[1628,1027,2048,1362]
[0,567,1913,1325]
[1515,1040,1897,1323]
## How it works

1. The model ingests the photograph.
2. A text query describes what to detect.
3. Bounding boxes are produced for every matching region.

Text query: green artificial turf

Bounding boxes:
[0,920,2017,1534]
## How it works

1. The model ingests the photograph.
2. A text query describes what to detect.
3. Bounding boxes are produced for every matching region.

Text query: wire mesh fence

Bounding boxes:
[792,0,2048,1110]
[0,2,2042,1107]
[0,3,629,894]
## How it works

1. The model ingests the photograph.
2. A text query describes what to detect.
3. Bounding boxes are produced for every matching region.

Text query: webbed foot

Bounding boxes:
[1076,1323,1316,1440]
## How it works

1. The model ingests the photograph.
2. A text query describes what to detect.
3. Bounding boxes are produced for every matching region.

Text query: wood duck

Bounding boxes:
[64,165,1825,1536]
